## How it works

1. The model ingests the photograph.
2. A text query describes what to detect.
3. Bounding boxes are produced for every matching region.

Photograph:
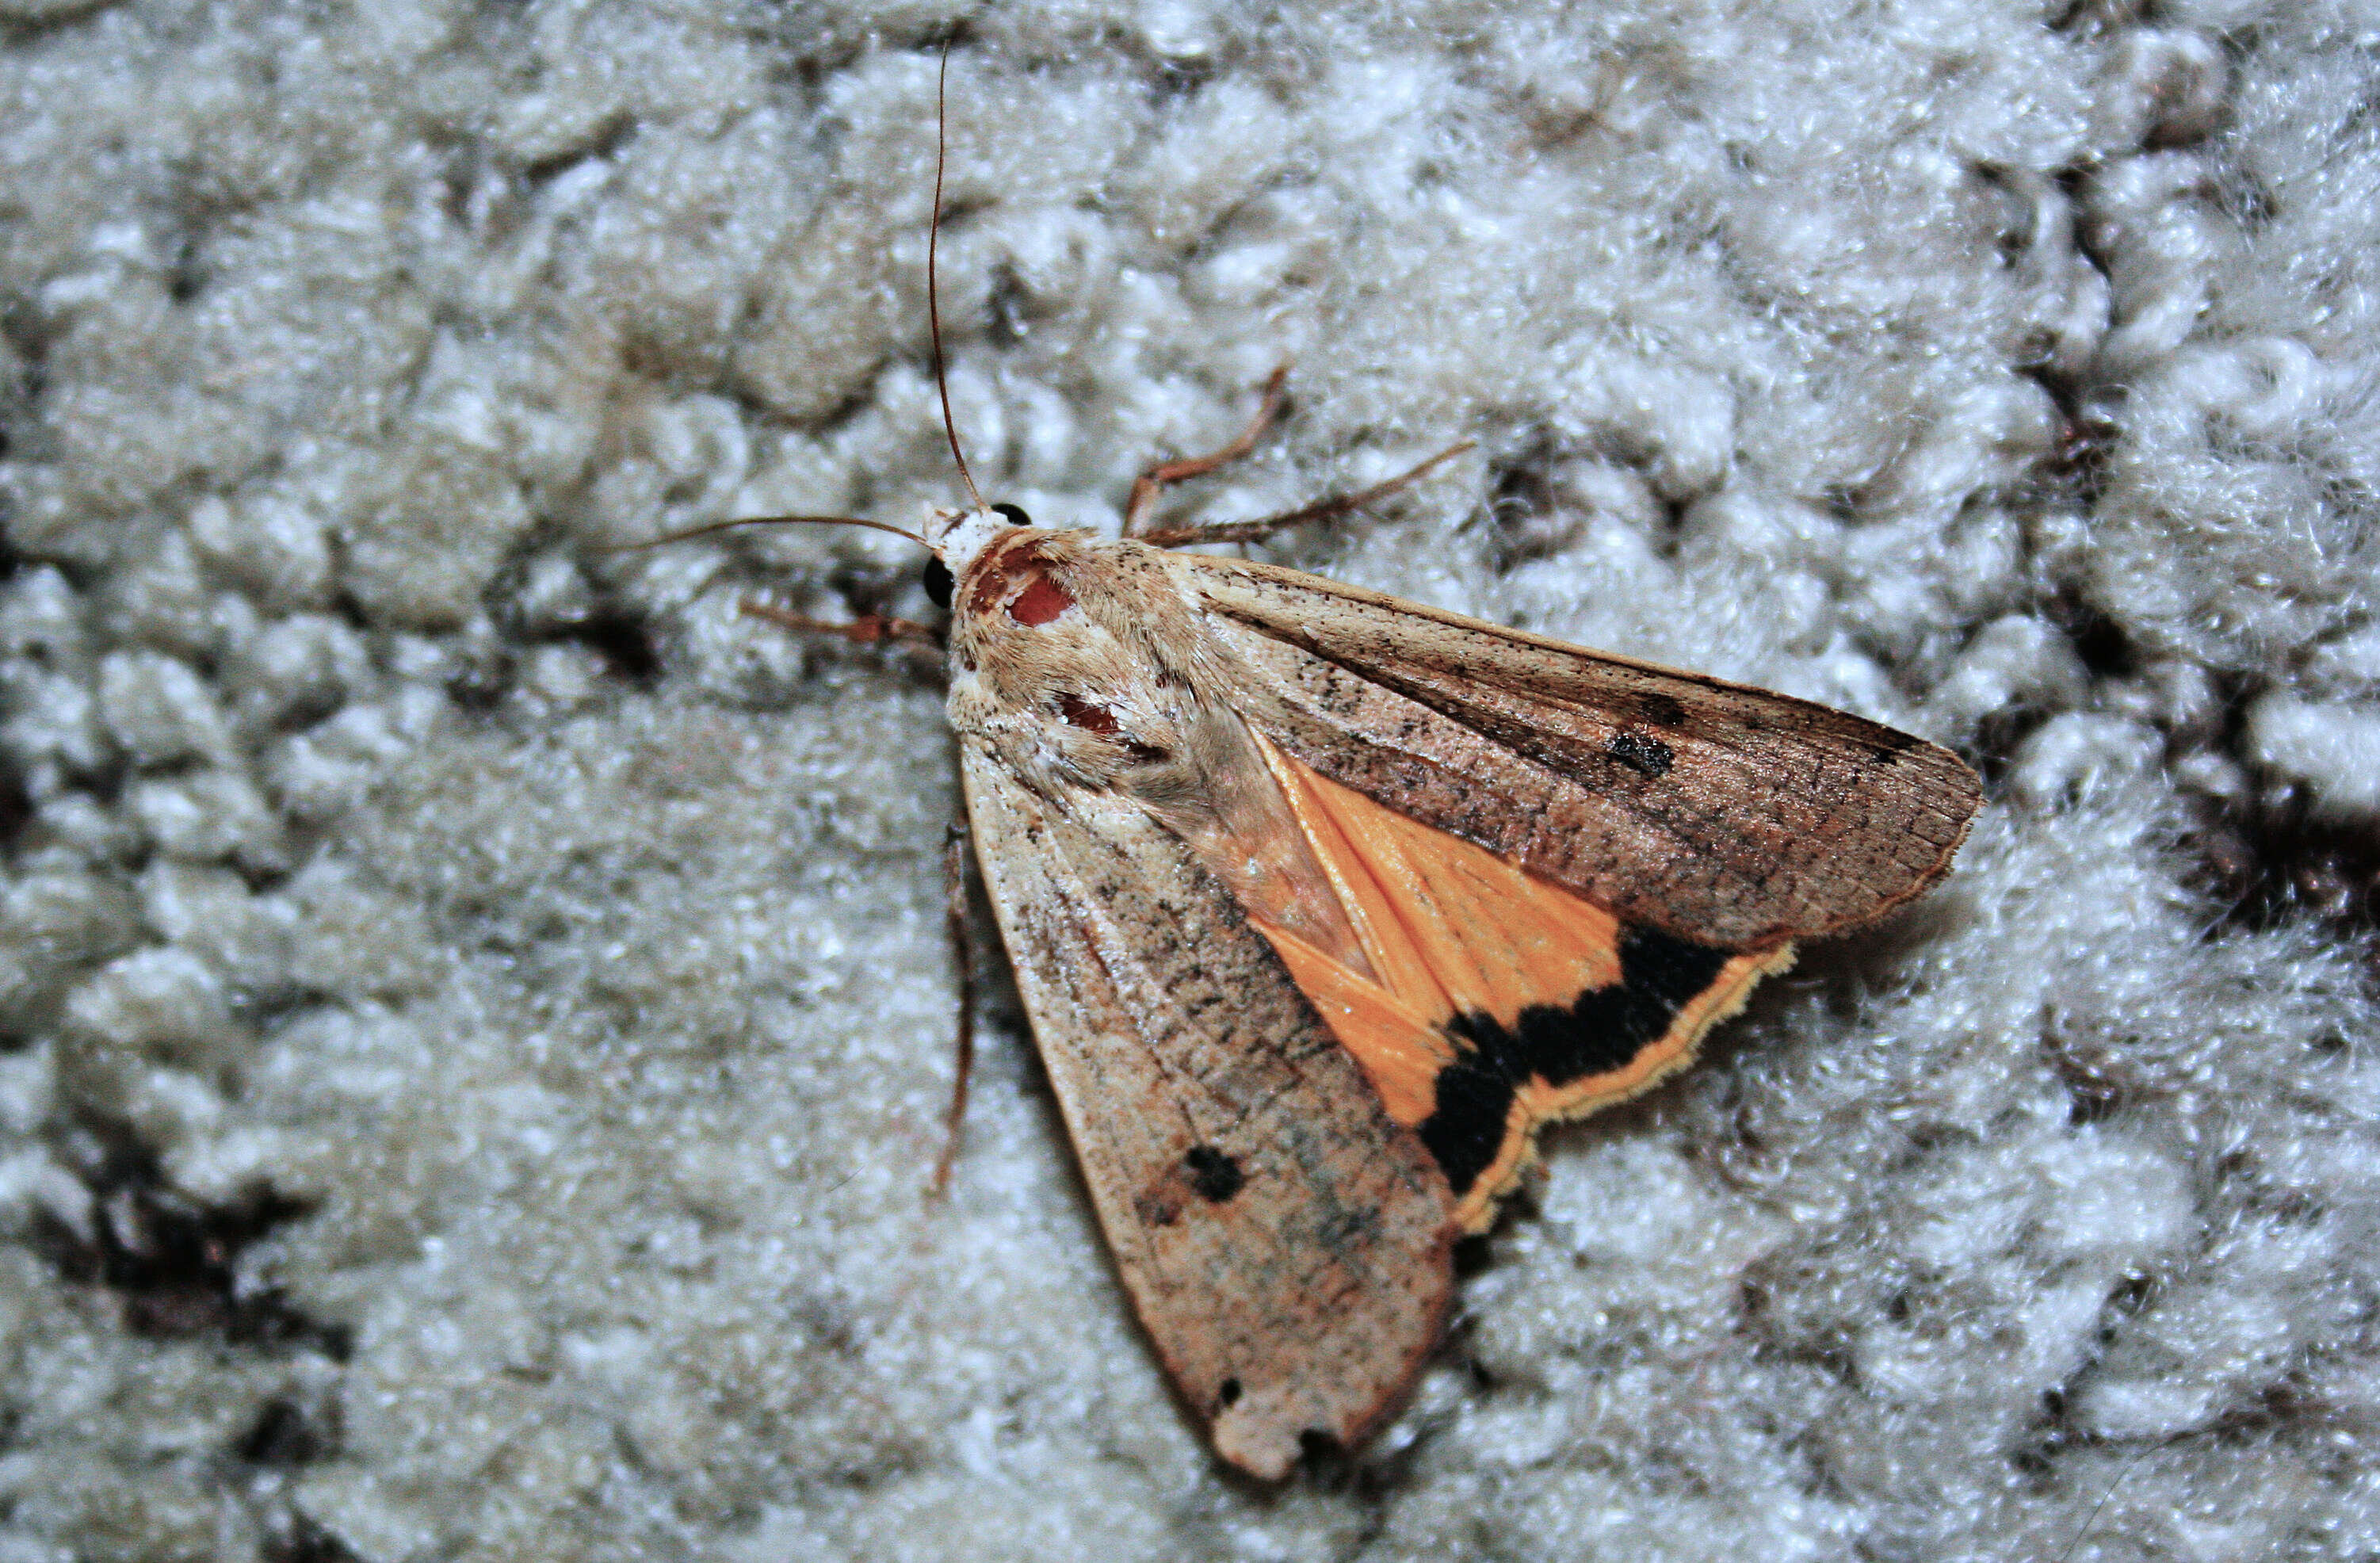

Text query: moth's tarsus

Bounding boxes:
[1124,365,1290,537]
[1137,439,1475,549]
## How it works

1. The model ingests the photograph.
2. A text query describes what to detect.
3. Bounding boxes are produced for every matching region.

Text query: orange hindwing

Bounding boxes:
[1241,733,1794,1230]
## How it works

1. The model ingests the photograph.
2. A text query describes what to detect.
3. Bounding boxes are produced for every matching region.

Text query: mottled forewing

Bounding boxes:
[1181,557,1981,951]
[958,747,1457,1480]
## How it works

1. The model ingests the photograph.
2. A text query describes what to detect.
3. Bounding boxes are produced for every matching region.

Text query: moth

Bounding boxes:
[657,55,1984,1483]
[876,481,1980,1479]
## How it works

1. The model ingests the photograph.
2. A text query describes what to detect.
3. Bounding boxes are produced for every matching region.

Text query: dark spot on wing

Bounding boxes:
[1183,1145,1246,1202]
[1217,1377,1243,1408]
[1415,926,1731,1196]
[1866,727,1923,766]
[1639,693,1687,727]
[1608,729,1675,778]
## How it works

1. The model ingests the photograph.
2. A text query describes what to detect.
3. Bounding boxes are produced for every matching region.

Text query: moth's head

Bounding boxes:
[921,501,1034,609]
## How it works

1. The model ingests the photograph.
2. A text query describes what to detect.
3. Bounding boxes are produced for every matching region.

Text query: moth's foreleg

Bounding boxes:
[930,816,978,1195]
[1139,439,1476,549]
[1122,365,1289,536]
[739,598,944,650]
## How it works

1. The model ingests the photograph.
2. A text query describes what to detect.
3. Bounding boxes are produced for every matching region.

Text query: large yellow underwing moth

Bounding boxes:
[661,55,1984,1482]
[901,495,1979,1479]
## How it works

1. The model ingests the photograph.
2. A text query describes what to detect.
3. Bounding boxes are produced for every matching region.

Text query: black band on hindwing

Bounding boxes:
[1415,925,1732,1198]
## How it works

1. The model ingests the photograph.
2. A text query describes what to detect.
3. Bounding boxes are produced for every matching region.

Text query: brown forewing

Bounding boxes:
[957,746,1457,1481]
[1178,556,1983,951]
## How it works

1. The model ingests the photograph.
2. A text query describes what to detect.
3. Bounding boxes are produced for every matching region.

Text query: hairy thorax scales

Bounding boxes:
[946,529,1372,974]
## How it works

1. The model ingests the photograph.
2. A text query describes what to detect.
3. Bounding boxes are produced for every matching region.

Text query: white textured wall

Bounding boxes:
[2,3,2375,1560]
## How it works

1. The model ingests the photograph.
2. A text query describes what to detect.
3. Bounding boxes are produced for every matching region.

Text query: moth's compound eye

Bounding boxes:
[991,503,1032,526]
[922,556,954,610]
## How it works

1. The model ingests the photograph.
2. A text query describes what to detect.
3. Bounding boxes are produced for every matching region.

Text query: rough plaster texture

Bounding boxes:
[1,2,2377,1560]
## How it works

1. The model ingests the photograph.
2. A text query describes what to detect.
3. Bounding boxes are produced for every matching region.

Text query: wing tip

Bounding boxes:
[1202,1214,1457,1481]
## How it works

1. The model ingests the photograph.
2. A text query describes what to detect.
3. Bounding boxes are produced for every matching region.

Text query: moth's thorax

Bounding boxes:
[943,529,1209,783]
[945,527,1376,976]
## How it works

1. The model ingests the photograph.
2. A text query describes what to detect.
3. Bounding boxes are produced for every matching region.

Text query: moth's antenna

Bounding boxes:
[603,514,930,552]
[929,34,989,518]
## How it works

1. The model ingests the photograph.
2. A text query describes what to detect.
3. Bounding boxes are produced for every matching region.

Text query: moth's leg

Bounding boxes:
[1122,365,1289,537]
[1137,439,1476,549]
[739,598,942,648]
[930,816,978,1194]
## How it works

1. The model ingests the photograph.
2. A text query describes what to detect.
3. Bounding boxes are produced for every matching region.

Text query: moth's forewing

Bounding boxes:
[1181,556,1982,950]
[957,748,1456,1481]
